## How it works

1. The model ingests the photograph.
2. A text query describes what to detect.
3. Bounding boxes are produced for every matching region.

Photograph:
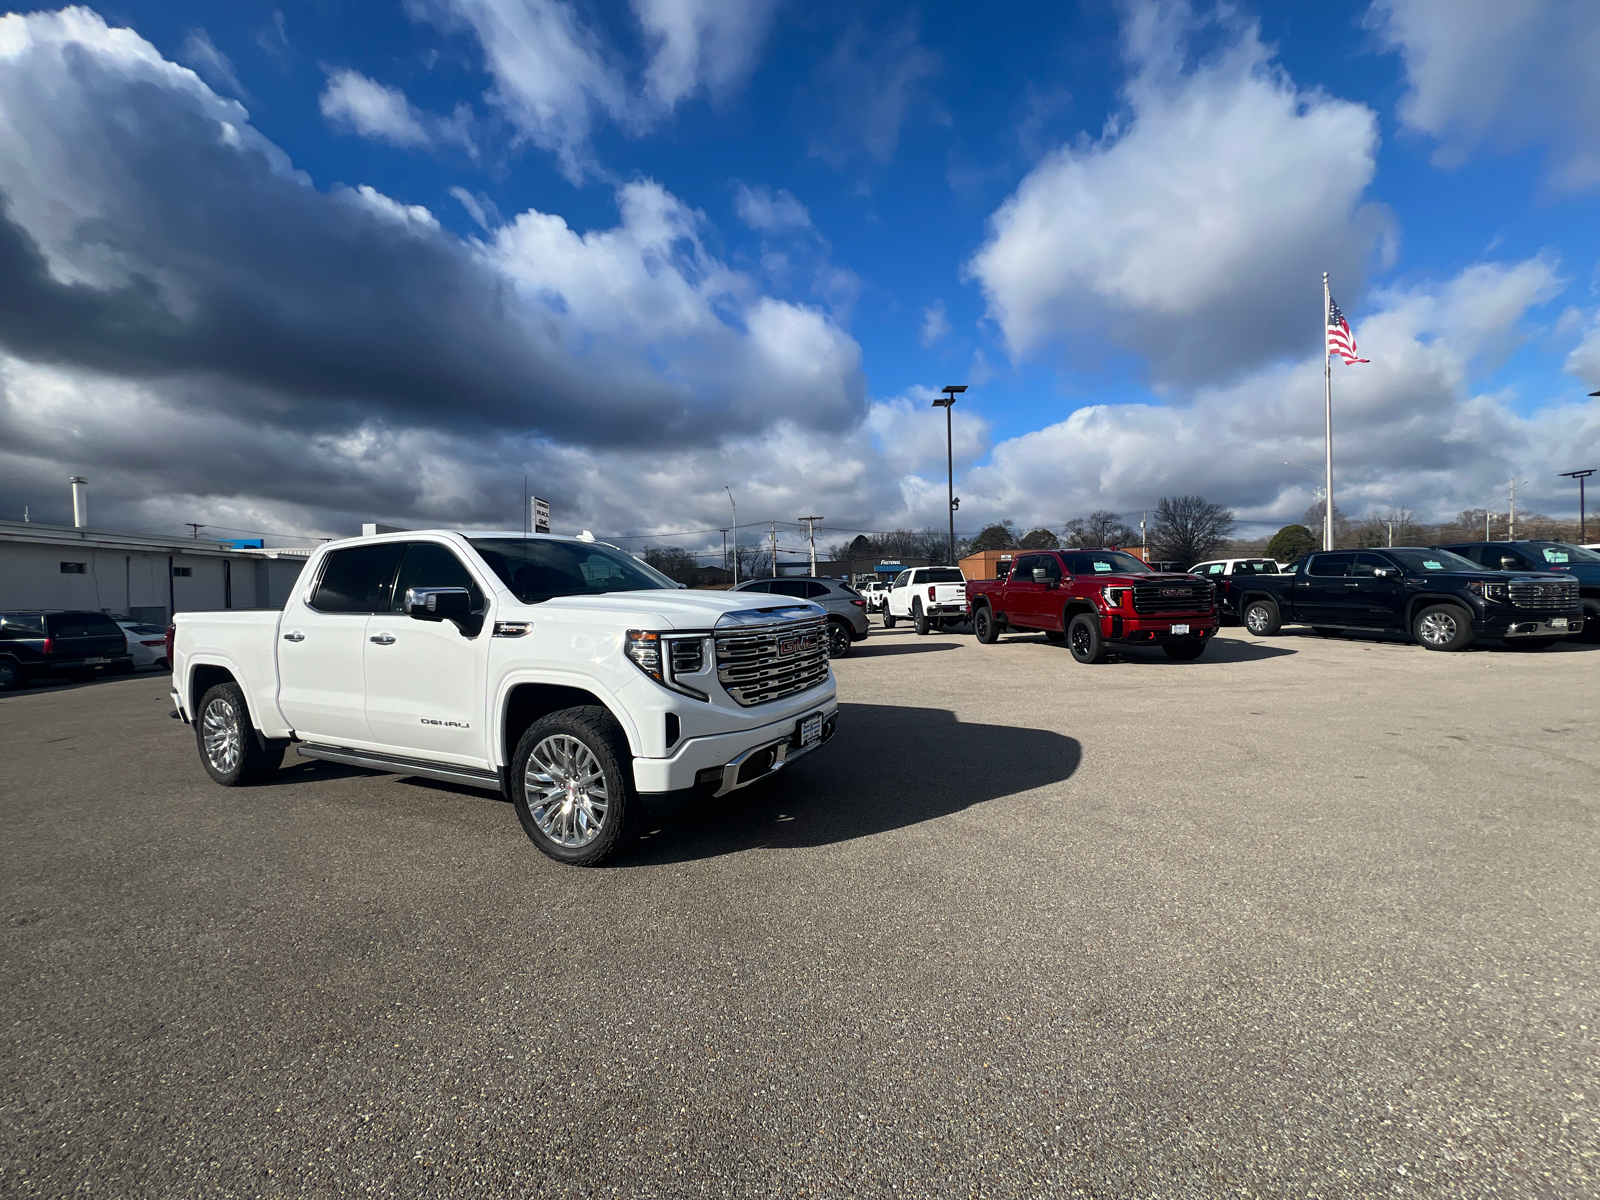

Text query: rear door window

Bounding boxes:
[0,615,46,639]
[1307,553,1353,577]
[739,580,772,593]
[769,580,810,598]
[312,544,406,613]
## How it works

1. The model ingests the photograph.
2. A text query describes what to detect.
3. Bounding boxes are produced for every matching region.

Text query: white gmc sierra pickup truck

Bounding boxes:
[883,566,969,634]
[170,529,839,865]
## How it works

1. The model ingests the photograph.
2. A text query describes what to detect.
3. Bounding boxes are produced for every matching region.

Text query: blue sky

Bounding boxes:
[2,1,1599,549]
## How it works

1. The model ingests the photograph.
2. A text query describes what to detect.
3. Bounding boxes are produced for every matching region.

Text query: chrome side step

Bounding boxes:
[296,743,502,792]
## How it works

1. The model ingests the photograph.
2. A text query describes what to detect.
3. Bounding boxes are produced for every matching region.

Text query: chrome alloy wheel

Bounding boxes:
[1245,605,1270,634]
[525,734,609,848]
[201,696,242,774]
[1417,610,1459,647]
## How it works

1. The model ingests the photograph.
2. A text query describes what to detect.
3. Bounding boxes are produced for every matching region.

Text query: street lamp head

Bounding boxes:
[933,383,967,408]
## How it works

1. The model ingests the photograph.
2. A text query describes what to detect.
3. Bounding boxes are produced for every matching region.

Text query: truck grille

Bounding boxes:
[1131,583,1213,615]
[715,612,830,707]
[1507,580,1579,611]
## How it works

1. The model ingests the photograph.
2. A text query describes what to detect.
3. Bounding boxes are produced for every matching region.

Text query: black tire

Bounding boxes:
[1580,599,1600,643]
[1504,637,1563,651]
[912,601,929,636]
[1067,613,1108,664]
[1412,603,1474,652]
[1243,599,1281,637]
[881,612,896,629]
[0,658,20,691]
[973,604,998,644]
[511,706,637,867]
[826,620,852,658]
[195,681,284,786]
[1163,642,1207,660]
[1312,627,1343,638]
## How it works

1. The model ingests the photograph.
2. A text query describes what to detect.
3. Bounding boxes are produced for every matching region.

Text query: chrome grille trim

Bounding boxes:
[715,608,830,707]
[1131,583,1214,615]
[1507,580,1579,611]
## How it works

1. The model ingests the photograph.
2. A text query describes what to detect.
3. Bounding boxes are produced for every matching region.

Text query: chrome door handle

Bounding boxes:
[369,633,396,645]
[283,631,304,642]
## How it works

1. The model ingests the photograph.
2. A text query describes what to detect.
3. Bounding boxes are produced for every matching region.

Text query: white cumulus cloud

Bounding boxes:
[319,68,473,153]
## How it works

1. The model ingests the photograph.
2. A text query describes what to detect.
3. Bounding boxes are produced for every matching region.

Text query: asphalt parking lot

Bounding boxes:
[3,621,1597,1198]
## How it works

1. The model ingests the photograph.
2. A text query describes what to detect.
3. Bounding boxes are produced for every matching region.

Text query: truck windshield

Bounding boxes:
[1385,549,1481,573]
[1531,543,1600,564]
[924,568,966,583]
[469,538,676,602]
[1079,551,1151,574]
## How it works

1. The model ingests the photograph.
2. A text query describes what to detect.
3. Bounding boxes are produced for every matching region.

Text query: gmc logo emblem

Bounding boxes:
[778,633,817,657]
[1161,588,1187,596]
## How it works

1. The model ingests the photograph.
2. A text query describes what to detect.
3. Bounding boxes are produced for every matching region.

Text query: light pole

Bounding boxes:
[1561,468,1596,542]
[724,486,738,585]
[932,385,966,565]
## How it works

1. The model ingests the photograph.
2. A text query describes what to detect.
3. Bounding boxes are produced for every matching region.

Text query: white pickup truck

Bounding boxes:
[882,566,969,634]
[170,529,838,865]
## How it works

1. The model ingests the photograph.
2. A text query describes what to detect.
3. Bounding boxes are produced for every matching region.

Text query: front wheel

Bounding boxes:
[973,604,998,644]
[1413,604,1474,652]
[1067,613,1107,664]
[882,612,896,629]
[1580,599,1600,643]
[827,621,852,658]
[1243,599,1281,637]
[512,706,636,867]
[195,681,284,786]
[912,602,929,636]
[1163,642,1207,661]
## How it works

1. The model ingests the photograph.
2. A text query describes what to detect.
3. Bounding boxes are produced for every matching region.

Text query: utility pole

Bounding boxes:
[769,522,779,577]
[1560,469,1596,541]
[1323,271,1334,552]
[1142,510,1148,560]
[932,385,967,565]
[797,516,824,576]
[719,529,729,579]
[185,523,205,539]
[1509,477,1516,540]
[724,486,738,586]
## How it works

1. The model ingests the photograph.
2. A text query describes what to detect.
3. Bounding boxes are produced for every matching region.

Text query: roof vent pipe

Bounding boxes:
[70,476,88,528]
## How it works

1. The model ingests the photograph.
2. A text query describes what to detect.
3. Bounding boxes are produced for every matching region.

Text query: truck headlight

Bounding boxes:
[1101,586,1128,609]
[1466,581,1507,603]
[626,630,709,701]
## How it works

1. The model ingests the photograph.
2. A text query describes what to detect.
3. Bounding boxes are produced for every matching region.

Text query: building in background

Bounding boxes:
[0,520,311,623]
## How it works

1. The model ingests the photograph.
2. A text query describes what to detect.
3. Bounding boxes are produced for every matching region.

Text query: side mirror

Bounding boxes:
[1032,568,1048,583]
[405,586,471,621]
[1498,557,1518,571]
[1373,568,1393,578]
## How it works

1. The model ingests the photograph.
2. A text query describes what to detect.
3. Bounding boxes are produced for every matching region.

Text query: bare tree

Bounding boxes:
[1302,499,1356,548]
[1063,510,1138,548]
[1356,507,1430,547]
[642,546,699,582]
[1151,495,1236,566]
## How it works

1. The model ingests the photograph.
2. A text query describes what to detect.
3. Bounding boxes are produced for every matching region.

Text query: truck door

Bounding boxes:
[363,540,493,767]
[278,542,404,745]
[1006,554,1044,626]
[1298,552,1353,622]
[888,570,912,617]
[1344,552,1407,626]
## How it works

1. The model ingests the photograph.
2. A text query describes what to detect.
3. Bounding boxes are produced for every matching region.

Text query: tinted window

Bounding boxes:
[1075,550,1151,575]
[1388,549,1481,573]
[1234,560,1277,575]
[1349,553,1390,578]
[468,538,674,603]
[391,542,485,613]
[48,612,123,638]
[1012,554,1040,579]
[924,568,965,583]
[312,543,405,613]
[738,580,772,593]
[0,614,45,639]
[1534,542,1600,563]
[768,580,811,598]
[1033,555,1062,581]
[803,582,830,599]
[1307,553,1353,577]
[893,571,911,588]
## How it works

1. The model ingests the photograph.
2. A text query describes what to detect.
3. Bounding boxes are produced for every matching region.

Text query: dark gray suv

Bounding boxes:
[732,577,870,657]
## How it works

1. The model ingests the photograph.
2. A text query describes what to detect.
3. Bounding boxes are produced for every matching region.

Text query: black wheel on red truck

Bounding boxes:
[973,604,998,644]
[1163,642,1206,660]
[1066,613,1107,664]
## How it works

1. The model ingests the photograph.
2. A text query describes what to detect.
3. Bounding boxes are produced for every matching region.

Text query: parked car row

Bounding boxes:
[0,610,171,690]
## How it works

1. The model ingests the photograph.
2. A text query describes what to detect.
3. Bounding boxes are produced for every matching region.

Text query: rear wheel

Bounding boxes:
[826,621,852,658]
[973,604,998,644]
[1163,642,1207,661]
[881,612,896,629]
[1067,613,1107,664]
[512,706,636,867]
[912,601,930,636]
[1243,599,1281,637]
[196,681,284,786]
[1413,604,1474,652]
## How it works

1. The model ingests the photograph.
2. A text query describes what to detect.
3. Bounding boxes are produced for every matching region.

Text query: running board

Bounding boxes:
[296,743,502,793]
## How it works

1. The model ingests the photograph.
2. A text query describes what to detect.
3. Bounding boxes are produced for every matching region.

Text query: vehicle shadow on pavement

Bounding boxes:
[624,701,1081,865]
[843,641,960,658]
[260,756,373,786]
[988,634,1295,664]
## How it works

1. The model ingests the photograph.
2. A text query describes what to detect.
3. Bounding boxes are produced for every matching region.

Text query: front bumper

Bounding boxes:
[633,697,840,796]
[1103,613,1220,642]
[1496,615,1583,638]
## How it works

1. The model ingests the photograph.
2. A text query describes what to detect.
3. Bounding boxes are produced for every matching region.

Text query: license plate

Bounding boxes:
[84,657,108,664]
[798,712,823,747]
[1551,618,1569,629]
[1169,624,1190,635]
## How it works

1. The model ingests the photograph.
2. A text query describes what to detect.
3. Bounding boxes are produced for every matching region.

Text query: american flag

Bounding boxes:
[1326,293,1368,365]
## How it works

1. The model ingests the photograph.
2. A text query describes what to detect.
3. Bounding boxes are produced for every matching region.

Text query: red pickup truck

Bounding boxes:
[965,548,1219,662]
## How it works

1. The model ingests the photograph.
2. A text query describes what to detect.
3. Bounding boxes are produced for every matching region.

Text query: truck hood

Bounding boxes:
[502,589,820,630]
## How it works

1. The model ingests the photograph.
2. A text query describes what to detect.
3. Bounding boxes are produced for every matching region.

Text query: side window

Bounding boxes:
[769,580,810,598]
[1488,547,1532,570]
[1012,554,1040,580]
[1204,563,1226,576]
[740,580,772,593]
[312,543,405,613]
[893,571,911,589]
[391,542,485,613]
[1307,552,1353,577]
[1349,553,1389,578]
[803,582,831,599]
[1036,555,1062,581]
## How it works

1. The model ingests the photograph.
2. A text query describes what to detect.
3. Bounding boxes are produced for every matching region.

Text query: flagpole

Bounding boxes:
[1323,271,1333,552]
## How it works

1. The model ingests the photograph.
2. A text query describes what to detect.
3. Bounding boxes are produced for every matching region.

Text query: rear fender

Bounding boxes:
[185,652,291,740]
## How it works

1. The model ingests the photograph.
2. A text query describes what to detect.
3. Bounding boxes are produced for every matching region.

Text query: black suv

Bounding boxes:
[0,610,135,690]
